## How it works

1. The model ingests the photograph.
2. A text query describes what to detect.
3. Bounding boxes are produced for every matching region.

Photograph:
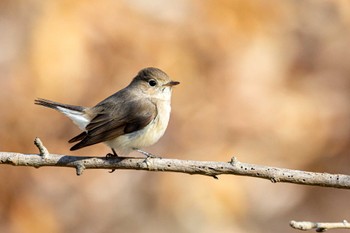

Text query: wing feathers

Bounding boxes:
[69,99,157,151]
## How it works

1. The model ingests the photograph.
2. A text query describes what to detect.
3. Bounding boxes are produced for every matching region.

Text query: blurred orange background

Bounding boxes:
[0,1,350,232]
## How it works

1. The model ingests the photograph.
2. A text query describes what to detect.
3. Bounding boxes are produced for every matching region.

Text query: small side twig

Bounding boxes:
[34,137,50,158]
[290,220,350,232]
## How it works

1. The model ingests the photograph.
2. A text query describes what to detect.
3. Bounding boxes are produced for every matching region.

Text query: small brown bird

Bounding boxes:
[35,67,179,157]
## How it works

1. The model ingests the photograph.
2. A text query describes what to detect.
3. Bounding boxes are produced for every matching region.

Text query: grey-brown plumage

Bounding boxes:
[35,67,179,156]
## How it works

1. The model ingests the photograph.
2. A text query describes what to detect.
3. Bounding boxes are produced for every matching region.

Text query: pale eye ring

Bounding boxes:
[148,79,157,86]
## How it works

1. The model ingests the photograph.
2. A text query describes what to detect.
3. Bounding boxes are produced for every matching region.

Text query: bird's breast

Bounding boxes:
[105,99,171,155]
[130,99,171,146]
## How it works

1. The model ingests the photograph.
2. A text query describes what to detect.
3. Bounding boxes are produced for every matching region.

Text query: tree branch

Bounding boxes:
[0,138,350,189]
[290,220,350,232]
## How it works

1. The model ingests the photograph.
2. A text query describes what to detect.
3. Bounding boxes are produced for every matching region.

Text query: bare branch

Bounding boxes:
[290,220,350,232]
[1,138,350,189]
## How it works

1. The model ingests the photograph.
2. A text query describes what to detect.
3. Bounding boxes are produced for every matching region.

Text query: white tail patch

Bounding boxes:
[57,106,90,130]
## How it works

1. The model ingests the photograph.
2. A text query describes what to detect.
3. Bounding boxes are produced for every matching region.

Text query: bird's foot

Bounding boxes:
[106,148,119,158]
[106,149,118,173]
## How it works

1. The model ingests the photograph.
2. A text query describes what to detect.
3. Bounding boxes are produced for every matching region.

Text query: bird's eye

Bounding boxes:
[148,79,157,87]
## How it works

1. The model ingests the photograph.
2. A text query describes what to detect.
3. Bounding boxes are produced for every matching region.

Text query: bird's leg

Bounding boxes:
[136,149,161,158]
[106,149,119,173]
[106,148,119,158]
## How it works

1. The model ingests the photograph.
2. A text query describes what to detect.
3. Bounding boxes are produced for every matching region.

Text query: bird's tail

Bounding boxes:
[35,98,90,130]
[35,98,84,112]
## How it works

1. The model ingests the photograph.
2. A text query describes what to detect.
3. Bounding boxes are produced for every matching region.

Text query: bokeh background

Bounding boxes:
[1,0,350,232]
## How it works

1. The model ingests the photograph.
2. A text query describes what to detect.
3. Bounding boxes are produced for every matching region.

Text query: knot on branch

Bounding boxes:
[76,163,86,176]
[230,156,238,166]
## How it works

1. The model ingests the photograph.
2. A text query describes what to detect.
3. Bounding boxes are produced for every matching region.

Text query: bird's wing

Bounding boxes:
[69,98,157,151]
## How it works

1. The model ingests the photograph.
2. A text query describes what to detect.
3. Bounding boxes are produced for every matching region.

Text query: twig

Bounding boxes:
[290,220,350,232]
[34,137,50,158]
[0,138,350,190]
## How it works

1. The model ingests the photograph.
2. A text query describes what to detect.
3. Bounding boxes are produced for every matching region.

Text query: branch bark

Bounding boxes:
[1,138,350,189]
[290,220,350,231]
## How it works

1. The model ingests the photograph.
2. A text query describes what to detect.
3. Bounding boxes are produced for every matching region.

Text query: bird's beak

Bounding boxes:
[163,81,180,87]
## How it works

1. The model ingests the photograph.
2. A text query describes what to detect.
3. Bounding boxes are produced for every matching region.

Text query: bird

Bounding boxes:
[35,67,179,157]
